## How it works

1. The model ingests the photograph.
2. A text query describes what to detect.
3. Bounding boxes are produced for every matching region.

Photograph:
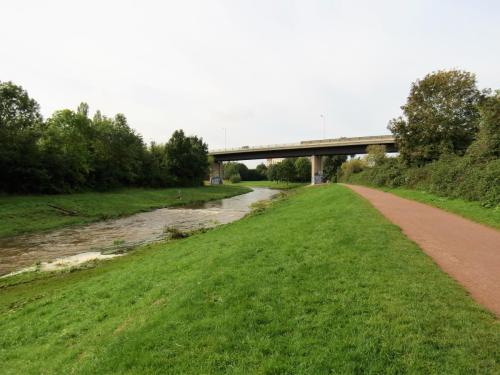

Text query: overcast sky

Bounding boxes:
[2,0,500,156]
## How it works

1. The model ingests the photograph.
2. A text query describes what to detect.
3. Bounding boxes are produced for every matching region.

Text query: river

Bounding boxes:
[0,187,278,276]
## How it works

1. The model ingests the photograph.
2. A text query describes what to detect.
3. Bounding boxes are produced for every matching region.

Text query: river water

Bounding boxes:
[0,188,278,276]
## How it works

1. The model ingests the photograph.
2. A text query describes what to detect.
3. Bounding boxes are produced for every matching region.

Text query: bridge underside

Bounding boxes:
[211,143,397,162]
[209,136,397,185]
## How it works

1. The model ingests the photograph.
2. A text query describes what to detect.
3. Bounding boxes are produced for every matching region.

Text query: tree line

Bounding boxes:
[339,70,500,207]
[223,155,347,184]
[0,81,208,194]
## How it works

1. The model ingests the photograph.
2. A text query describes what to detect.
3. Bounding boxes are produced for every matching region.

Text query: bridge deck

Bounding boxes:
[209,135,396,161]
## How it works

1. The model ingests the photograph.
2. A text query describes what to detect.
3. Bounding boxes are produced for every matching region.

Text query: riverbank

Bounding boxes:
[226,180,307,189]
[0,187,277,277]
[1,184,498,374]
[0,185,251,238]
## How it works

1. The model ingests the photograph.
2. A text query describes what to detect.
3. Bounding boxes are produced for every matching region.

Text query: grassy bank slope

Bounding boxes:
[380,188,500,229]
[0,185,250,238]
[0,185,498,374]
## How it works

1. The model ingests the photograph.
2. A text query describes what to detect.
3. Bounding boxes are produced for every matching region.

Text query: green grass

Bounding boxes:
[0,185,250,238]
[1,185,498,374]
[227,180,307,189]
[378,187,500,229]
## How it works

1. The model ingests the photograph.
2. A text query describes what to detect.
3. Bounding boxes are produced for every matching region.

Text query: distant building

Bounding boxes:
[266,158,285,166]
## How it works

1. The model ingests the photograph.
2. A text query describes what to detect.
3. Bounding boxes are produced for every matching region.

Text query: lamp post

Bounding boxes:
[320,114,326,139]
[222,128,227,150]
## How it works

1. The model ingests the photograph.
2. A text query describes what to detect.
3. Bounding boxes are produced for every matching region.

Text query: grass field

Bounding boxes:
[378,187,500,229]
[0,185,250,238]
[1,184,498,374]
[226,180,307,189]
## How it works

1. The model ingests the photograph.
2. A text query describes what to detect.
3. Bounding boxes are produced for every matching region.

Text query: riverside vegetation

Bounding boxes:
[0,185,498,374]
[0,81,210,194]
[339,70,499,211]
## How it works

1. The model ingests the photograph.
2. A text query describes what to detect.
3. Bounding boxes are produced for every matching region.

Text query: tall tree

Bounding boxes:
[323,155,347,181]
[294,157,311,182]
[277,159,296,183]
[164,130,208,186]
[0,81,43,192]
[389,70,481,165]
[256,163,268,179]
[468,90,500,159]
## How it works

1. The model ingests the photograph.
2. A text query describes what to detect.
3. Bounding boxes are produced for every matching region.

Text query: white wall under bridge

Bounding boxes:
[209,135,396,185]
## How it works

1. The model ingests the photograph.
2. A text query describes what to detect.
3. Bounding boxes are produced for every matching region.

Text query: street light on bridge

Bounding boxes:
[320,114,326,139]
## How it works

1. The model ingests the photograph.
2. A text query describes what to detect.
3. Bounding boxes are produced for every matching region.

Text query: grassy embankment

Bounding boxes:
[366,186,500,229]
[226,180,307,189]
[1,185,498,374]
[0,185,250,238]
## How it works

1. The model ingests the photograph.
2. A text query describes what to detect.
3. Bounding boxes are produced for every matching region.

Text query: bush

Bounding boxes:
[340,158,366,180]
[343,155,499,207]
[229,173,241,183]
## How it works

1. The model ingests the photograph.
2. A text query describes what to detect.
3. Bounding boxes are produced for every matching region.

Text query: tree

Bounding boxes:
[0,81,43,192]
[389,70,481,165]
[267,164,279,182]
[90,112,145,188]
[39,108,94,192]
[256,163,268,179]
[365,145,387,167]
[323,155,347,181]
[294,157,311,182]
[277,159,296,183]
[468,90,500,159]
[223,162,249,180]
[141,142,170,187]
[164,130,208,186]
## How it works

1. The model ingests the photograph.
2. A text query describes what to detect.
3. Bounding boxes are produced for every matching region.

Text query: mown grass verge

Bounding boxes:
[0,185,498,374]
[0,185,251,238]
[371,186,499,229]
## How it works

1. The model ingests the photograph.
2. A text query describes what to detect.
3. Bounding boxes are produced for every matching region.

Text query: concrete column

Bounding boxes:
[311,155,323,185]
[210,161,223,184]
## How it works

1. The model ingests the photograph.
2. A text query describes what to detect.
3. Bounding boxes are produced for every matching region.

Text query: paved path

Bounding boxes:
[344,184,500,317]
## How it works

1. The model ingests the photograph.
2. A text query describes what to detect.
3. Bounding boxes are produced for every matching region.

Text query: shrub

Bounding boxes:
[229,173,241,183]
[340,158,366,180]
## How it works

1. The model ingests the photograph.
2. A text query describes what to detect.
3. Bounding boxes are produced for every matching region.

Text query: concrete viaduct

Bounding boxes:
[208,135,397,184]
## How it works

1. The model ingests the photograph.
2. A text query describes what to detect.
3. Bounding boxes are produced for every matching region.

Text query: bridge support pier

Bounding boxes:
[311,155,324,184]
[210,161,223,185]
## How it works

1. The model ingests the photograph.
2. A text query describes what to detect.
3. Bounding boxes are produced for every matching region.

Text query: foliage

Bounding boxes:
[0,81,44,193]
[389,70,481,165]
[266,163,279,182]
[343,155,499,207]
[468,90,500,159]
[164,130,208,186]
[323,155,347,182]
[276,158,297,183]
[294,157,311,182]
[365,145,387,167]
[344,70,499,208]
[1,185,498,374]
[340,158,366,180]
[0,82,210,193]
[229,173,241,183]
[255,163,268,178]
[223,162,248,180]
